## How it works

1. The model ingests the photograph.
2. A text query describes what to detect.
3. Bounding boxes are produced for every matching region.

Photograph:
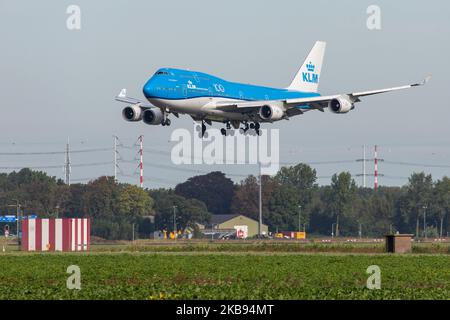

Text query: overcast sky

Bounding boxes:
[0,0,449,188]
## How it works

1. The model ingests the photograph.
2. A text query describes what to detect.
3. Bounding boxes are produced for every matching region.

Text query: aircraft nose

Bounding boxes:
[143,82,154,98]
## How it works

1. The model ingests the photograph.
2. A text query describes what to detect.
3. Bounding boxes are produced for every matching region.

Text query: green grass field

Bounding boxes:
[1,252,449,299]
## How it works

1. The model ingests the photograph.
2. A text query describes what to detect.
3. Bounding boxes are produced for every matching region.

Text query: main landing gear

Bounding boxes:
[219,121,261,136]
[196,121,262,138]
[238,121,261,136]
[220,121,235,136]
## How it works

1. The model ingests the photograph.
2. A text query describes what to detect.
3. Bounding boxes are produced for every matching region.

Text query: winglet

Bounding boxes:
[423,75,432,85]
[412,75,432,87]
[118,88,127,98]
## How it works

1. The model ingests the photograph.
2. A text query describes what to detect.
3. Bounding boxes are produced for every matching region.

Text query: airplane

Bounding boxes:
[116,41,430,137]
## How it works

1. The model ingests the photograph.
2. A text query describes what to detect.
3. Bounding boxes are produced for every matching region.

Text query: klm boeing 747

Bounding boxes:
[116,41,430,137]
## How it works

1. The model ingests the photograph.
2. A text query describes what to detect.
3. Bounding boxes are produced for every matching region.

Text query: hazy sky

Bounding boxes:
[1,0,449,188]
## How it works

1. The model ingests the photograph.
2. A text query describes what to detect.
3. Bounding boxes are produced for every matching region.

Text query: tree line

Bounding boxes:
[0,166,449,239]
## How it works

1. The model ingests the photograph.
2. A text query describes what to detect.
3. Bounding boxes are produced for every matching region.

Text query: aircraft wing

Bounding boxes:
[349,75,431,99]
[115,88,154,108]
[215,76,431,114]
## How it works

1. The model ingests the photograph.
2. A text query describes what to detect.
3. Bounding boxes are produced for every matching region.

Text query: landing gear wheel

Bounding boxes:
[240,121,250,133]
[255,122,260,130]
[250,123,255,129]
[164,119,171,126]
[221,128,226,136]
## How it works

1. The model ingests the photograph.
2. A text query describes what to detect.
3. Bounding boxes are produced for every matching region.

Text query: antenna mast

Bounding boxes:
[64,138,71,185]
[139,135,144,188]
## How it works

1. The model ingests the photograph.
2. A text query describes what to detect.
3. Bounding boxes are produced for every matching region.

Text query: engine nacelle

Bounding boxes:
[328,95,354,114]
[122,105,142,121]
[259,105,284,121]
[142,108,164,125]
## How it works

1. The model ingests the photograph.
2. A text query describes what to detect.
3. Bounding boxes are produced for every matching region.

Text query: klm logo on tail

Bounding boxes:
[302,62,319,84]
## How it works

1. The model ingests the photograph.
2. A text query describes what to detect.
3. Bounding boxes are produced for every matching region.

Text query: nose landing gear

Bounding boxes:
[161,110,171,126]
[202,122,207,137]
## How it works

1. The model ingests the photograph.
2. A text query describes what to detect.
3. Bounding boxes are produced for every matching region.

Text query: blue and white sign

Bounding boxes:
[0,215,16,223]
[0,215,37,222]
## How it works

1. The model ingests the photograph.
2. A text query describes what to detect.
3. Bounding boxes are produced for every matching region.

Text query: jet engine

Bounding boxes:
[142,108,164,125]
[259,105,284,121]
[328,95,354,114]
[122,105,142,121]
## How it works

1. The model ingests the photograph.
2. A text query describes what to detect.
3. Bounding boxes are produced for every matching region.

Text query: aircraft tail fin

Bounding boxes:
[287,41,326,93]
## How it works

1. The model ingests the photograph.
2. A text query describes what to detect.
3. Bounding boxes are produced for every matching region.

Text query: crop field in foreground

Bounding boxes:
[1,252,449,299]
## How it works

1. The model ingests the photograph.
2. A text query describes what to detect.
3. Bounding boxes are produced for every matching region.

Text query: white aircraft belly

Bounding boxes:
[149,97,209,113]
[148,97,254,122]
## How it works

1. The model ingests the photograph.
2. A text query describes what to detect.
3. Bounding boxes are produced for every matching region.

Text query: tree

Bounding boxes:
[433,177,450,238]
[363,187,401,236]
[275,163,318,228]
[61,183,85,217]
[177,198,210,230]
[0,169,71,220]
[175,171,234,215]
[82,176,120,218]
[326,172,357,236]
[268,184,300,231]
[275,163,317,204]
[231,175,277,224]
[3,167,450,239]
[117,184,154,217]
[150,189,210,231]
[396,172,433,236]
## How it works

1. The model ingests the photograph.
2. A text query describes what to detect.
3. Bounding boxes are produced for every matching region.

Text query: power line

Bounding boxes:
[118,173,175,185]
[70,177,97,183]
[383,175,409,180]
[0,161,111,170]
[0,147,111,155]
[72,161,112,168]
[384,160,450,168]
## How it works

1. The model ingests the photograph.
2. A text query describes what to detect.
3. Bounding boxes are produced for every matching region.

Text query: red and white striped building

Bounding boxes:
[22,218,90,252]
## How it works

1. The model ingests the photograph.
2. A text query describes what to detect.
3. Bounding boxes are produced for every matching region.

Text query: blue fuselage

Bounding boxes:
[141,68,320,122]
[143,68,320,102]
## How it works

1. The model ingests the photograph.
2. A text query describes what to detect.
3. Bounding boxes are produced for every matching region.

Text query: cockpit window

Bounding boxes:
[156,71,169,75]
